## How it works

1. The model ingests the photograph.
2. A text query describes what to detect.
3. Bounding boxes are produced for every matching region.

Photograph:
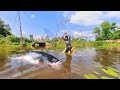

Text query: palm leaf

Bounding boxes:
[102,69,118,77]
[93,71,100,75]
[84,74,99,79]
[107,68,120,73]
[101,76,114,79]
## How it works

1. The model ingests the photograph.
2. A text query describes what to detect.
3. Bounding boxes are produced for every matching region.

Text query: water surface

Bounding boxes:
[0,46,120,79]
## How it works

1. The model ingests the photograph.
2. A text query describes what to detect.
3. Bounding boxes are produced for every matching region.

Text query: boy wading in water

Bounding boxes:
[62,31,72,53]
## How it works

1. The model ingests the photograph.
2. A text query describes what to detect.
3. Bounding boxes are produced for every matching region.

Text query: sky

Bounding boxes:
[0,11,120,41]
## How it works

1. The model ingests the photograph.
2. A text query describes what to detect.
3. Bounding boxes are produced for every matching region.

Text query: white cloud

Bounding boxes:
[33,34,47,40]
[63,11,75,18]
[73,31,83,38]
[103,11,120,19]
[33,35,41,40]
[22,31,28,35]
[11,31,17,35]
[72,31,95,40]
[116,23,120,27]
[63,11,69,18]
[60,30,67,33]
[63,11,120,26]
[69,11,104,26]
[31,15,35,19]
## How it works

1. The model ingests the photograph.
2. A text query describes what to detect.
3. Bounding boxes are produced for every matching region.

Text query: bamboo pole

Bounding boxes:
[18,11,23,49]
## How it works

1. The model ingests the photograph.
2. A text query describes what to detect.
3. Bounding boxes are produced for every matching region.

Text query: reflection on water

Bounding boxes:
[0,46,120,79]
[94,48,120,67]
[14,52,72,79]
[31,46,52,53]
[62,53,72,73]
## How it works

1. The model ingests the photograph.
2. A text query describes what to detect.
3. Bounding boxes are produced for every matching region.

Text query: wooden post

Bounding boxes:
[18,11,23,49]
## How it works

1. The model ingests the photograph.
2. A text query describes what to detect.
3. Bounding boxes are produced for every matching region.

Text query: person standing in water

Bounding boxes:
[62,31,72,53]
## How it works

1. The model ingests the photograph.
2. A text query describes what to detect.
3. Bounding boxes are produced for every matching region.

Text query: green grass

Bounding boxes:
[55,40,120,49]
[0,40,120,50]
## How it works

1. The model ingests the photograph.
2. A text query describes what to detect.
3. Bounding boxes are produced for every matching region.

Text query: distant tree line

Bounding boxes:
[0,18,32,45]
[93,21,120,41]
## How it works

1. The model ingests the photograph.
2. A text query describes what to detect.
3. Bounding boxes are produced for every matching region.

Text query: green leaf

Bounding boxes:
[117,75,120,79]
[84,74,99,79]
[102,68,118,77]
[101,76,114,79]
[93,71,100,75]
[107,68,120,73]
[88,74,99,79]
[84,74,92,79]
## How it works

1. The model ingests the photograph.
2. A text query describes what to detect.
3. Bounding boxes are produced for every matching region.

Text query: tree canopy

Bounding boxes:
[0,18,12,37]
[93,21,120,41]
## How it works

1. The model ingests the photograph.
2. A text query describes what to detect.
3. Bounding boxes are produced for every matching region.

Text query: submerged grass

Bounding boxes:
[84,65,120,79]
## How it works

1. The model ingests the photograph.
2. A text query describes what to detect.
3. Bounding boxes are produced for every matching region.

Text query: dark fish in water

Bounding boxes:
[10,51,62,69]
[0,51,62,78]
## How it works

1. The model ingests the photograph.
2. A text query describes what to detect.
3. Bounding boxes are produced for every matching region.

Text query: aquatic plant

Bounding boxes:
[84,65,120,79]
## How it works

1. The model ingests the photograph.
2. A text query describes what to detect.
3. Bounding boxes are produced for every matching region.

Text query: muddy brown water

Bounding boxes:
[0,46,120,79]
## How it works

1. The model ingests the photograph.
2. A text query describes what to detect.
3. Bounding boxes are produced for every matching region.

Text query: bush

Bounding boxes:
[0,36,11,45]
[96,37,104,41]
[0,34,4,38]
[93,41,107,46]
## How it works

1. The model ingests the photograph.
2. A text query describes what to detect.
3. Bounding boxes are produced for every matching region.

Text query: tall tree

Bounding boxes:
[93,26,101,37]
[101,21,111,40]
[30,34,34,41]
[0,18,12,37]
[111,22,118,32]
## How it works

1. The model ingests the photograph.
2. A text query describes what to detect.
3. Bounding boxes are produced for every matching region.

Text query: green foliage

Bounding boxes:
[49,38,59,47]
[111,30,120,39]
[0,35,32,45]
[0,36,11,45]
[101,21,111,30]
[92,41,107,46]
[100,76,114,79]
[0,18,32,45]
[30,34,34,41]
[101,21,111,40]
[84,74,99,79]
[93,26,101,36]
[0,34,4,38]
[102,68,118,77]
[108,68,120,72]
[0,18,12,37]
[96,37,104,41]
[22,37,32,43]
[84,65,120,79]
[8,35,20,42]
[111,22,116,26]
[93,21,120,41]
[93,71,100,75]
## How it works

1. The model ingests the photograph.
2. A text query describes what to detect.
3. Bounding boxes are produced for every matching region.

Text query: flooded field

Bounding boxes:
[0,46,120,79]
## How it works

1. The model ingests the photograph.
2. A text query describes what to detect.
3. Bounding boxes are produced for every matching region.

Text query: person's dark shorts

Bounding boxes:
[65,42,72,52]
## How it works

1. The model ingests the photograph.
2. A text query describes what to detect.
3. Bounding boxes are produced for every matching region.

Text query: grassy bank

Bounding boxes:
[55,41,120,49]
[0,41,120,50]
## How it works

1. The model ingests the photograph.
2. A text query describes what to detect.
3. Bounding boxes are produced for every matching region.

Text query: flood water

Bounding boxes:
[0,46,120,79]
